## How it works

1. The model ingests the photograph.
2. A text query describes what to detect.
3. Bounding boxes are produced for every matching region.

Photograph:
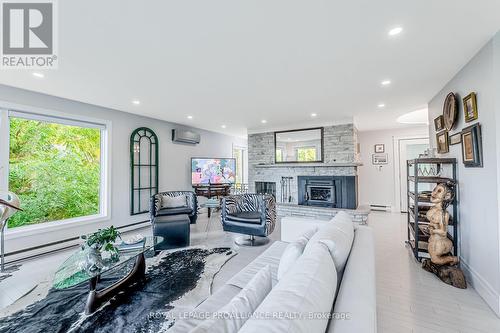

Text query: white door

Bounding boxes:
[397,138,429,213]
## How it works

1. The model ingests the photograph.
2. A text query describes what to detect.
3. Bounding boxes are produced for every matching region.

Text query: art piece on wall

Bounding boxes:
[449,132,462,145]
[461,123,483,167]
[434,115,445,132]
[463,92,478,123]
[436,131,449,154]
[443,92,458,131]
[374,144,385,153]
[372,153,388,165]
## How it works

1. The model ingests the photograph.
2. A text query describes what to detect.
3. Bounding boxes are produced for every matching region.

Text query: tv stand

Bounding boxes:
[192,184,231,198]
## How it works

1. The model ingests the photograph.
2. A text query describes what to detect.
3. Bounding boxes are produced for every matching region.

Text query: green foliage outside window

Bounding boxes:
[297,147,317,162]
[8,117,101,228]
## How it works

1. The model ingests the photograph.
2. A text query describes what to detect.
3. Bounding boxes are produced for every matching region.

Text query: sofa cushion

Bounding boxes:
[239,242,338,333]
[304,211,354,276]
[277,239,307,281]
[226,211,262,224]
[162,194,187,208]
[156,207,192,216]
[277,228,317,280]
[189,265,273,333]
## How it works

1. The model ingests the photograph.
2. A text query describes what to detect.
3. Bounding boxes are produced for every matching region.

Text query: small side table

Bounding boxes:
[202,199,221,233]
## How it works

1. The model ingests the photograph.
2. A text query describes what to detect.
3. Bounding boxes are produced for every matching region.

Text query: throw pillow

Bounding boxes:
[162,195,187,208]
[277,228,318,280]
[189,265,273,333]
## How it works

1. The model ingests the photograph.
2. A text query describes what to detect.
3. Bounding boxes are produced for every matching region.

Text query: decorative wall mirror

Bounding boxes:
[274,127,324,163]
[130,127,159,215]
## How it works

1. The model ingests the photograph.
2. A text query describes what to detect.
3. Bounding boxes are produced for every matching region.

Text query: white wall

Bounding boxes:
[0,84,247,255]
[428,33,500,316]
[358,126,428,209]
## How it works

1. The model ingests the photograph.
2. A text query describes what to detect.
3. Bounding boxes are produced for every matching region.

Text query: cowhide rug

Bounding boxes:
[0,247,236,333]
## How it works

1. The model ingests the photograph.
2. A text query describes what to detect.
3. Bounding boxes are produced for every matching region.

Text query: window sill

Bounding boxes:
[4,214,111,241]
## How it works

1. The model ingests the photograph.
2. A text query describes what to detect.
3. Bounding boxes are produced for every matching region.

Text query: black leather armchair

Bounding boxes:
[150,191,198,224]
[221,194,276,246]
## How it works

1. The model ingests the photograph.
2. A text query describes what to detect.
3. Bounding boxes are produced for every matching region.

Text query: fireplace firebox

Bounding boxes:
[298,176,357,209]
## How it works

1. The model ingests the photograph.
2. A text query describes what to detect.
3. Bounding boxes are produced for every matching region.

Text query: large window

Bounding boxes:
[232,145,247,185]
[5,112,105,229]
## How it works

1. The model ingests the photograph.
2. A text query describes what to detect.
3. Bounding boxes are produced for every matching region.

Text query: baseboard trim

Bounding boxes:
[460,257,500,317]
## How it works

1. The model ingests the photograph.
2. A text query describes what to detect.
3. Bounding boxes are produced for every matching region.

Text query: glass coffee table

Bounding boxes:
[53,236,162,314]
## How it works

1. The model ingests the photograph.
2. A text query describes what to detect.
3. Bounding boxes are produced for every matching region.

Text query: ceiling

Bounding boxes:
[1,0,499,138]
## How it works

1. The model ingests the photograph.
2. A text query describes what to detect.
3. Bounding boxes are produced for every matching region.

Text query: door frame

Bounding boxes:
[393,135,429,213]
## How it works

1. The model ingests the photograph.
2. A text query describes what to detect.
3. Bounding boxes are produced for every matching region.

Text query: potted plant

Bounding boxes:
[81,226,121,272]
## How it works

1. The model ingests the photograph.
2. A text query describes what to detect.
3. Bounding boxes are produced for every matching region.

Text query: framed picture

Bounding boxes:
[443,92,458,131]
[372,153,388,165]
[434,115,445,132]
[374,144,385,153]
[449,132,461,145]
[461,123,483,167]
[463,92,478,123]
[436,131,449,154]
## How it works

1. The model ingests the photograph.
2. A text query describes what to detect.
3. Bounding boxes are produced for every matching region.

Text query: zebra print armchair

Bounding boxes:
[221,194,276,246]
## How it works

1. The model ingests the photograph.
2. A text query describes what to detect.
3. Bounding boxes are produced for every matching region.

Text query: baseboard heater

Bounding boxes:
[3,220,150,266]
[370,204,391,212]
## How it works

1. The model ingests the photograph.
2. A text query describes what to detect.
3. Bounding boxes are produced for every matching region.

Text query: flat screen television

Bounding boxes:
[191,158,236,185]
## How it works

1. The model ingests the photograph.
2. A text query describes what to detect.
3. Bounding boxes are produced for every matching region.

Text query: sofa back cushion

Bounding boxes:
[304,211,354,276]
[239,242,338,333]
[189,265,273,333]
[162,195,187,208]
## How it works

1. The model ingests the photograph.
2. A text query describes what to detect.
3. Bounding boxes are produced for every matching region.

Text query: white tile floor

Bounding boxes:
[1,210,500,332]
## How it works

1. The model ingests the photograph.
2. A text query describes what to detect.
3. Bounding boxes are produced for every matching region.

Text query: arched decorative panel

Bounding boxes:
[130,127,159,215]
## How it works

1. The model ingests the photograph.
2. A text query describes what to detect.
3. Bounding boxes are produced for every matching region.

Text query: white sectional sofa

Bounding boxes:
[171,212,376,333]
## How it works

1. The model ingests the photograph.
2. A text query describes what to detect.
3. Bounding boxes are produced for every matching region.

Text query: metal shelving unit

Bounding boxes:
[406,158,458,261]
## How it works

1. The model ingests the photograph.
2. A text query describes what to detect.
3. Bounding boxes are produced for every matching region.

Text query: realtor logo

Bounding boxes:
[1,0,58,69]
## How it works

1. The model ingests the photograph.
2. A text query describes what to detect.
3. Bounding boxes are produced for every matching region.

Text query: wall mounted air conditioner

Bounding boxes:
[172,129,201,144]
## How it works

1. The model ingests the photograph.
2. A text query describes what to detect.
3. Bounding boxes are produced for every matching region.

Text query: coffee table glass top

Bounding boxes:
[53,236,162,290]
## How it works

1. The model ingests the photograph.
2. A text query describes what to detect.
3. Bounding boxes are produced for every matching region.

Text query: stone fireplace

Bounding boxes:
[248,124,361,208]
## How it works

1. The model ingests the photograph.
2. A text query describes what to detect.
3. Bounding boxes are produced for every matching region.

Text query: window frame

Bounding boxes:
[0,103,111,238]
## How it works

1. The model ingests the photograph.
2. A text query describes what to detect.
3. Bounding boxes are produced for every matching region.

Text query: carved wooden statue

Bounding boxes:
[426,183,458,266]
[421,183,466,289]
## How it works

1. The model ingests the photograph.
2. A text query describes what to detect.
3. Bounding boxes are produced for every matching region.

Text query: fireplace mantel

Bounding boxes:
[255,162,362,168]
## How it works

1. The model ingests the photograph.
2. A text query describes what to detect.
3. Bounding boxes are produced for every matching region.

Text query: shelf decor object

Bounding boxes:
[463,92,478,123]
[443,92,458,131]
[406,158,458,263]
[461,123,483,167]
[130,128,159,215]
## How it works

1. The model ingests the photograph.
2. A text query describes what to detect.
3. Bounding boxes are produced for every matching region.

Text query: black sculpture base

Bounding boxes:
[85,253,146,314]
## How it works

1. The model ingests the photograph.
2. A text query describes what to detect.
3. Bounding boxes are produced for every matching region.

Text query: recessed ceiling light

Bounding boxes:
[311,113,317,117]
[381,80,391,86]
[187,115,193,119]
[32,72,44,78]
[378,103,385,108]
[221,125,226,129]
[388,27,403,36]
[261,120,267,124]
[132,100,141,105]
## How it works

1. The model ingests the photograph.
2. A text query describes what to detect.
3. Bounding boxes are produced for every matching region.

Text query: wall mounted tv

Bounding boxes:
[191,158,236,185]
